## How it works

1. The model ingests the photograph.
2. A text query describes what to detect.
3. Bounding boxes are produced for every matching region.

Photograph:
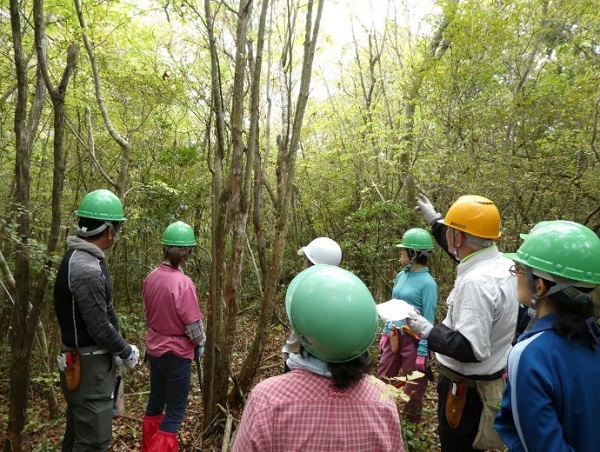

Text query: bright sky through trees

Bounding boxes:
[312,0,438,97]
[321,0,437,43]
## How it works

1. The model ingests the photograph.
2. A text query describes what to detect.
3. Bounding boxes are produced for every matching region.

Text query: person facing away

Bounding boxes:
[234,265,404,452]
[408,194,518,452]
[376,227,438,424]
[141,221,206,452]
[494,220,600,452]
[281,236,342,367]
[416,193,530,344]
[54,189,140,451]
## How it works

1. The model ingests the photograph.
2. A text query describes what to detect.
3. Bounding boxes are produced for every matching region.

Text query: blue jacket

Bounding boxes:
[495,313,600,452]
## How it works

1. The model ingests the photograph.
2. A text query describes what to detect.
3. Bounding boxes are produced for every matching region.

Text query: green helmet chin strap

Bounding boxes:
[405,249,429,267]
[525,266,588,313]
[77,221,113,237]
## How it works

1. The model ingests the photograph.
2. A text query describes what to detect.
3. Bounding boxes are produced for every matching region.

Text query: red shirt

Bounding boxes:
[232,369,404,452]
[143,264,202,359]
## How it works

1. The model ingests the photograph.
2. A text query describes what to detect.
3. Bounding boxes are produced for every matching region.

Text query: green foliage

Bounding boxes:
[4,0,600,447]
[414,0,600,230]
[402,419,430,452]
[269,323,285,338]
[30,435,60,452]
[116,310,146,345]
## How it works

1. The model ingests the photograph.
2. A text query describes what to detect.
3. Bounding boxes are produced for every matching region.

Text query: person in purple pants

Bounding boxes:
[377,228,438,424]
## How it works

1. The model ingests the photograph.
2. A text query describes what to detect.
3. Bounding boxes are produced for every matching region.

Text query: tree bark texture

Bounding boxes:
[234,0,325,401]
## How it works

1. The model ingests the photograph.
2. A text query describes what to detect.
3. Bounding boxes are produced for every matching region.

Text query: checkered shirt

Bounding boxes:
[232,369,404,451]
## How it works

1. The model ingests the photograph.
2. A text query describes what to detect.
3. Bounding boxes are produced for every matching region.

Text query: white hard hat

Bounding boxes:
[297,237,342,266]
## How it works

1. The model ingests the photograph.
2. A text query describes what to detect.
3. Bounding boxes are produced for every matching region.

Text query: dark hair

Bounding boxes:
[327,352,372,389]
[162,246,193,268]
[407,249,428,266]
[543,280,598,348]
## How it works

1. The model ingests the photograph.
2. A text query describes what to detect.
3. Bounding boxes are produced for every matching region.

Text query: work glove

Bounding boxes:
[415,194,442,225]
[406,313,433,339]
[416,355,426,372]
[194,346,205,360]
[122,345,140,370]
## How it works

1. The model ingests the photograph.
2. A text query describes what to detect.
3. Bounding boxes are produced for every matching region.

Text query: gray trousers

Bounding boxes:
[60,352,116,451]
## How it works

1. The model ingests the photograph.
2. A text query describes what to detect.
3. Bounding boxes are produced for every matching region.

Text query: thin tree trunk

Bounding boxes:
[234,0,325,399]
[4,0,46,448]
[219,0,254,411]
[202,0,229,429]
[33,0,78,420]
[73,0,130,197]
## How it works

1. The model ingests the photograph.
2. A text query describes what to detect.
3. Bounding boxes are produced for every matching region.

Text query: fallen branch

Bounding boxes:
[258,363,282,371]
[261,353,280,363]
[221,411,234,452]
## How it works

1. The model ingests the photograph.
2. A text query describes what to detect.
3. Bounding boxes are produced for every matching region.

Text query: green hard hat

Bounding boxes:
[288,265,378,363]
[396,228,434,251]
[285,264,323,320]
[161,221,196,246]
[518,221,551,240]
[76,189,126,221]
[505,220,600,286]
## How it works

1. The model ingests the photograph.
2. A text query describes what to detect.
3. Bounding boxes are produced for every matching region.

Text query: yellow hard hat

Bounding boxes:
[439,195,501,239]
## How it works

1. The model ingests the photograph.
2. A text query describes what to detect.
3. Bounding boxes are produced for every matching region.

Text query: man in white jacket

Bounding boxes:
[408,195,518,452]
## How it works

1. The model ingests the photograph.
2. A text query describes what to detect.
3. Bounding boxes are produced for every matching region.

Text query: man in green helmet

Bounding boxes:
[54,189,139,451]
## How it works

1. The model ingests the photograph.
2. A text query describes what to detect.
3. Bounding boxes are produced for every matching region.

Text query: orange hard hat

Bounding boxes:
[439,195,501,239]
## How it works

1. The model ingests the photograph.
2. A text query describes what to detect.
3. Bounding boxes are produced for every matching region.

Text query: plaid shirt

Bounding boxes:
[232,370,403,452]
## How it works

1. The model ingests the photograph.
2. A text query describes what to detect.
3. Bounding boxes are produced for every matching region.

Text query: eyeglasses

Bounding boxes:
[110,222,120,236]
[509,264,525,277]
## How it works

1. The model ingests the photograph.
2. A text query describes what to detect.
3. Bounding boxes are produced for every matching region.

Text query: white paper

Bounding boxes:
[376,298,416,322]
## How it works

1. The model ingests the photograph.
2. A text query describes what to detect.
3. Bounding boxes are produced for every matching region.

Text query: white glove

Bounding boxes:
[415,194,441,225]
[406,313,434,339]
[123,345,139,370]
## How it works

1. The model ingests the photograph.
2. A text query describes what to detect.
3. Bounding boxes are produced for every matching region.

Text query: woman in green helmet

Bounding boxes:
[376,227,438,424]
[141,221,206,452]
[494,220,600,451]
[233,265,404,451]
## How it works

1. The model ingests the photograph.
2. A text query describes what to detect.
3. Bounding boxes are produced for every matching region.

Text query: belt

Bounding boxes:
[62,344,110,356]
[440,366,504,388]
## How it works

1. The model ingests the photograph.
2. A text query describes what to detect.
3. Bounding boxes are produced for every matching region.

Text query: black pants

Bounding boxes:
[437,374,484,452]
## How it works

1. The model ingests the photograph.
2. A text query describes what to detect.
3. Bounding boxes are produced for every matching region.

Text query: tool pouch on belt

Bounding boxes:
[445,381,467,428]
[472,378,506,450]
[64,349,81,392]
[401,324,419,340]
[390,326,400,353]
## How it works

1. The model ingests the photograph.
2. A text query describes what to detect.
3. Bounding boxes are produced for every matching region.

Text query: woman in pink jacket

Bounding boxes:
[141,221,206,451]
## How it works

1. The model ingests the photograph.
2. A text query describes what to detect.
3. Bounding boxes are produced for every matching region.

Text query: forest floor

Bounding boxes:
[5,310,442,451]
